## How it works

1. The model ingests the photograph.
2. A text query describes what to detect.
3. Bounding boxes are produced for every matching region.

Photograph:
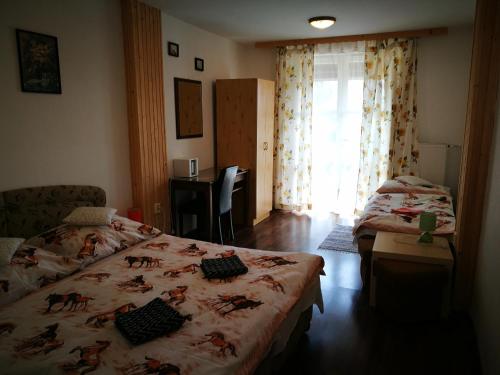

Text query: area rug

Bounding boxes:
[317,225,357,254]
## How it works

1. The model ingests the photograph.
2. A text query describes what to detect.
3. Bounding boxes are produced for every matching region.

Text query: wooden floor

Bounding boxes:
[231,211,481,375]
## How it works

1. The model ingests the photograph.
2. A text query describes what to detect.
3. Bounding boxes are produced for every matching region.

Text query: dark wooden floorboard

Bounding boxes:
[231,211,481,375]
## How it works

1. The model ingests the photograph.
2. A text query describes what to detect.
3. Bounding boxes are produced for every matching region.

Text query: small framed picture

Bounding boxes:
[16,29,62,94]
[167,42,179,57]
[194,57,204,72]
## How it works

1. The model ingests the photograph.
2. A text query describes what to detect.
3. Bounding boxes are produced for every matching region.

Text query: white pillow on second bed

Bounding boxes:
[395,175,434,187]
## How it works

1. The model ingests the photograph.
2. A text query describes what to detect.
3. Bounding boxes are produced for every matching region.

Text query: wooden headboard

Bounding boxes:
[0,185,106,238]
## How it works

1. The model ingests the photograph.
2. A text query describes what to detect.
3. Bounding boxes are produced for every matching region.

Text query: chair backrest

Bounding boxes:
[215,166,238,215]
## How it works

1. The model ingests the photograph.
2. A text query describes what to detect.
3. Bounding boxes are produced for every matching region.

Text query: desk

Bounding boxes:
[370,231,454,316]
[169,168,249,242]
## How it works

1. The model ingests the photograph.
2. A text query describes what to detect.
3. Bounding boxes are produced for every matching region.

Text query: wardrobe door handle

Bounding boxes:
[263,142,268,151]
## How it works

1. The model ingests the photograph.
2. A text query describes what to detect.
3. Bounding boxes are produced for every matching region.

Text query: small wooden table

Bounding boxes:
[370,231,454,314]
[169,168,249,242]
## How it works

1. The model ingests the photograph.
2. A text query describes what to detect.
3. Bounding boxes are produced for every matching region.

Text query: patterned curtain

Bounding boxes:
[355,38,418,213]
[274,45,314,211]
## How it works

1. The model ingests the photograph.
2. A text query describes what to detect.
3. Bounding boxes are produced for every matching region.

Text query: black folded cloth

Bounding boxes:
[201,255,248,279]
[115,298,186,345]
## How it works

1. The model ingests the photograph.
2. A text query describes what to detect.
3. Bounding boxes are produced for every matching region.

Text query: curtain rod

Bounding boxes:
[254,27,448,48]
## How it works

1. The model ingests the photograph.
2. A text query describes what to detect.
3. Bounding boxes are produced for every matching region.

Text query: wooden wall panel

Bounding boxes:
[454,0,500,308]
[121,0,169,231]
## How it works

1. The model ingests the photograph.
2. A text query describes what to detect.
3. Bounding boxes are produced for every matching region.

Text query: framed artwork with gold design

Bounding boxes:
[16,29,62,94]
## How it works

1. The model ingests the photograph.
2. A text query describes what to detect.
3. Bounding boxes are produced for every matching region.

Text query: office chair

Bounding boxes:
[178,165,238,244]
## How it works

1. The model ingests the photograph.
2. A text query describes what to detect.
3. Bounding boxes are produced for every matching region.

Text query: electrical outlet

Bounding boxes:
[154,203,161,214]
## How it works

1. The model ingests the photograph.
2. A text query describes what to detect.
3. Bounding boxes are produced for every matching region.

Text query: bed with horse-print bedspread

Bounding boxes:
[353,178,456,290]
[0,234,324,374]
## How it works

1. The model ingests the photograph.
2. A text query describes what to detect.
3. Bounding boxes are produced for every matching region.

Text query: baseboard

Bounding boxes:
[253,212,271,226]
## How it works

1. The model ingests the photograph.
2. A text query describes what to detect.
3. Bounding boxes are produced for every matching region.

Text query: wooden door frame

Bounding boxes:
[454,0,500,309]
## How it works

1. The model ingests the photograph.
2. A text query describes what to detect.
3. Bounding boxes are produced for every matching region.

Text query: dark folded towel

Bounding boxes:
[115,298,187,345]
[201,255,248,279]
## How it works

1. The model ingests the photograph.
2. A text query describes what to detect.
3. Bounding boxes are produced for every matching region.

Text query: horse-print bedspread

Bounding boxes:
[353,192,455,236]
[0,234,324,375]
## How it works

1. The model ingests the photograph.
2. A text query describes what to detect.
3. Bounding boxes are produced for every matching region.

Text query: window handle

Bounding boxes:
[263,142,269,151]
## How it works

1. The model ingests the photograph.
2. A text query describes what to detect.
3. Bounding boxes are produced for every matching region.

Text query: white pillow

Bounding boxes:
[63,207,117,226]
[396,175,434,187]
[0,237,25,267]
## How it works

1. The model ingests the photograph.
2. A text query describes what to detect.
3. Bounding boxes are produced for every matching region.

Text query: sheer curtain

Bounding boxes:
[312,42,365,215]
[355,39,418,213]
[274,45,314,211]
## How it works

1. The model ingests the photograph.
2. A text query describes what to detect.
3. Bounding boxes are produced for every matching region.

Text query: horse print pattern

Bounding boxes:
[120,356,180,375]
[78,233,102,258]
[138,224,155,235]
[143,242,170,250]
[354,191,455,236]
[117,275,153,293]
[209,294,263,316]
[250,275,285,293]
[161,286,188,305]
[125,256,162,268]
[1,245,82,307]
[2,215,161,308]
[109,220,125,232]
[163,264,200,278]
[195,331,237,357]
[10,246,39,268]
[252,256,298,268]
[45,292,93,313]
[14,323,64,356]
[0,233,324,374]
[178,243,207,257]
[60,340,110,374]
[39,274,63,287]
[76,272,111,282]
[216,249,235,258]
[115,240,129,253]
[86,303,137,327]
[25,214,161,266]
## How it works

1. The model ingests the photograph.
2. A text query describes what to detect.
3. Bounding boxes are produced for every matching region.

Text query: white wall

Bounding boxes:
[471,82,500,375]
[418,26,473,146]
[161,14,275,175]
[417,26,473,194]
[0,0,132,212]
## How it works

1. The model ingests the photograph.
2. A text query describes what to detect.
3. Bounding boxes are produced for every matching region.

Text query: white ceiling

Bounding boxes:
[145,0,475,44]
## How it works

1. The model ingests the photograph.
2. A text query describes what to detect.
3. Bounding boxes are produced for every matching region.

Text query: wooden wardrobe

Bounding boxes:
[215,78,275,226]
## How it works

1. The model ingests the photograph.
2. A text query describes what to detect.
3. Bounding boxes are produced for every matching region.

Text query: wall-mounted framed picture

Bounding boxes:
[168,41,179,57]
[194,57,204,72]
[174,78,203,139]
[16,29,61,94]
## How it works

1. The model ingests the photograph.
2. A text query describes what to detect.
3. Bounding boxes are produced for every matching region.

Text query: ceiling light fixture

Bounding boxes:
[308,16,336,30]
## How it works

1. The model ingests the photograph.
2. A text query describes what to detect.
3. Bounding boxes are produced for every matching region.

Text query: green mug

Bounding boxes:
[419,211,437,243]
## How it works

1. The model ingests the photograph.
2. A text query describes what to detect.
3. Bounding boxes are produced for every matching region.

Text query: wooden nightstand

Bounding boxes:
[370,231,454,316]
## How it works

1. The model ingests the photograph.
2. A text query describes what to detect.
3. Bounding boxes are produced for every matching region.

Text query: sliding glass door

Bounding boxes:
[312,46,364,216]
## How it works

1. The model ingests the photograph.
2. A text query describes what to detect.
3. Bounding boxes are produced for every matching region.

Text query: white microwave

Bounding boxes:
[173,158,199,177]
